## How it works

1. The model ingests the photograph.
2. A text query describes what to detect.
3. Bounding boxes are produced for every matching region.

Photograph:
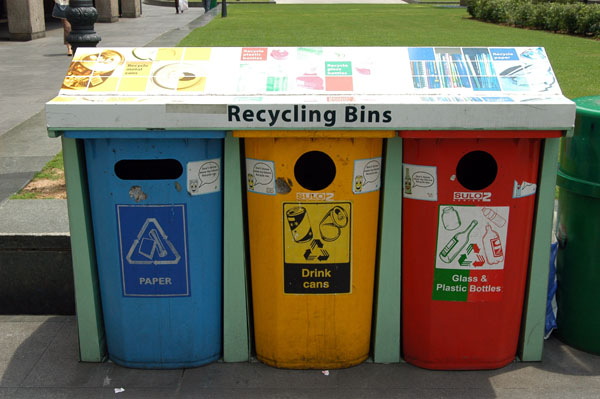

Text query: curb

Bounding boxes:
[0,234,75,315]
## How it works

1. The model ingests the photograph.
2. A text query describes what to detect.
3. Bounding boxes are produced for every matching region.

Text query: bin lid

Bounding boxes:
[46,47,575,133]
[557,96,600,194]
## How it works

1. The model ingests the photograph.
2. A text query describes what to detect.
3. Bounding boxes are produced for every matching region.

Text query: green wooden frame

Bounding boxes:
[59,132,251,362]
[518,137,560,361]
[370,136,560,363]
[372,138,403,363]
[61,137,106,362]
[59,133,557,363]
[223,132,251,362]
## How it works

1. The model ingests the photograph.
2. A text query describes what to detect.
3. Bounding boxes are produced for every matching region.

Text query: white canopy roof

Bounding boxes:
[46,46,575,131]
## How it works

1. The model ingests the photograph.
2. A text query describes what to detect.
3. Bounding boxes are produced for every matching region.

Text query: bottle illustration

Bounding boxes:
[483,224,504,265]
[441,206,461,231]
[439,220,478,264]
[404,168,412,195]
[481,207,506,228]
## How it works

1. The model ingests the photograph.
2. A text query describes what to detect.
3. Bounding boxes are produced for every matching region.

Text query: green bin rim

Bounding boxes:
[557,169,600,199]
[574,96,600,117]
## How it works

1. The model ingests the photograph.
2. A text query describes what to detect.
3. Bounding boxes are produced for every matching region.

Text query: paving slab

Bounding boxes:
[0,200,69,234]
[0,3,207,204]
[0,5,205,138]
[0,316,599,398]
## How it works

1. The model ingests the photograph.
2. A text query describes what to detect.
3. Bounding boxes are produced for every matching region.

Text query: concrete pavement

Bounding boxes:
[0,3,208,204]
[0,315,600,398]
[0,2,217,316]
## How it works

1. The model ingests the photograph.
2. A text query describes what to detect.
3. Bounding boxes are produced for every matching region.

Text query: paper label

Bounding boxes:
[187,158,221,195]
[403,163,437,201]
[353,157,382,194]
[246,158,276,195]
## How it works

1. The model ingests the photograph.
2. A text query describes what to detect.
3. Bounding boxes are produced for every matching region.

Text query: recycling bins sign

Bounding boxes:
[117,204,190,297]
[283,202,352,294]
[433,205,509,302]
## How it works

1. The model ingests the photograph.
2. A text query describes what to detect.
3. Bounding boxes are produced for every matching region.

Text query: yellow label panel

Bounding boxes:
[156,48,184,61]
[123,62,152,77]
[118,77,149,92]
[283,201,351,294]
[88,77,119,92]
[184,48,212,61]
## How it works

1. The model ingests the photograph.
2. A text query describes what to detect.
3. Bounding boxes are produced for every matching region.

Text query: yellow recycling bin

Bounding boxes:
[234,130,394,369]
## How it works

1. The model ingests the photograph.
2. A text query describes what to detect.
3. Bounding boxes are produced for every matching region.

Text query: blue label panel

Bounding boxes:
[490,48,519,61]
[408,47,436,61]
[117,204,190,297]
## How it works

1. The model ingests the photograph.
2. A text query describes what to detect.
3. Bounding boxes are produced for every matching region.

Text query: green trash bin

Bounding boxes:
[556,95,600,354]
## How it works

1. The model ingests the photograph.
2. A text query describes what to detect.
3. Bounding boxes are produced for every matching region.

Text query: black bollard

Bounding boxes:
[222,0,227,17]
[66,0,101,52]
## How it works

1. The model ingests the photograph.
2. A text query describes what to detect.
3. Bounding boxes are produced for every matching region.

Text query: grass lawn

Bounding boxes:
[11,151,65,200]
[179,4,599,98]
[416,0,460,3]
[189,0,267,3]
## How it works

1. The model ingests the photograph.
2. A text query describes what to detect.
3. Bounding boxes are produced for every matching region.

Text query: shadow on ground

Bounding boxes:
[2,316,599,398]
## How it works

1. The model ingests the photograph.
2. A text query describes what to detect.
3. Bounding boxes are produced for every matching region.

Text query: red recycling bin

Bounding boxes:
[401,130,561,370]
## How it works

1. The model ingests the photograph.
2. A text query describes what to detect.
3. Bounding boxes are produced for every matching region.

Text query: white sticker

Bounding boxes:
[246,158,276,195]
[403,163,437,201]
[353,157,382,194]
[435,205,509,270]
[513,180,537,198]
[187,158,221,195]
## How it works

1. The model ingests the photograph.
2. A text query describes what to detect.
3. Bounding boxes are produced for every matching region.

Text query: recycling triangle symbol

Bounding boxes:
[303,239,330,262]
[126,218,181,265]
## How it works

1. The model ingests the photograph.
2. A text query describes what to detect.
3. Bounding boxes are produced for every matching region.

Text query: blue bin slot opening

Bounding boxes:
[115,159,183,180]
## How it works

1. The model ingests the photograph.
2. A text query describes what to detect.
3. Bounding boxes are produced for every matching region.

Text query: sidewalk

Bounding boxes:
[0,315,600,398]
[0,3,210,204]
[0,2,218,315]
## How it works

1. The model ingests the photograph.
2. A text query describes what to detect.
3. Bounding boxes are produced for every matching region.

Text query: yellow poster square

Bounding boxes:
[62,76,90,90]
[72,50,99,62]
[123,62,153,77]
[87,77,119,92]
[156,48,184,61]
[177,77,206,92]
[184,48,212,61]
[118,77,149,92]
[49,96,76,103]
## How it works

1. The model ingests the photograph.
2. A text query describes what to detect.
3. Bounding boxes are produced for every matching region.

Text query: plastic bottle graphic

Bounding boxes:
[483,224,504,265]
[439,220,478,263]
[441,206,461,231]
[404,168,412,195]
[482,207,506,228]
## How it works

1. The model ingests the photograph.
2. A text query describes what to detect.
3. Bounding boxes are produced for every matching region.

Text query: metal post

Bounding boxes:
[222,0,227,17]
[66,0,101,52]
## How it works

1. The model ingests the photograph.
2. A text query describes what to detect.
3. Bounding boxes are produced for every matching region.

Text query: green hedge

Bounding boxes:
[467,0,600,37]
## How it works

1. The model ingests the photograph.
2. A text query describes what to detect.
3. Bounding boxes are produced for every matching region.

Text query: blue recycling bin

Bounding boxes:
[65,131,224,369]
